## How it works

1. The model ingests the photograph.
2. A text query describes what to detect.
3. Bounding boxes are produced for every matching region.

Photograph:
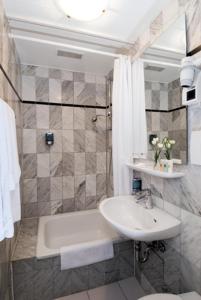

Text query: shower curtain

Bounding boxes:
[112,56,147,196]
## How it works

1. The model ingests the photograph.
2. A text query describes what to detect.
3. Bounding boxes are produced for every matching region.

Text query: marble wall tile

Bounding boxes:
[96,83,106,106]
[75,175,86,210]
[96,132,106,152]
[21,65,36,76]
[50,199,62,215]
[37,177,50,202]
[23,154,37,179]
[50,106,62,129]
[49,68,61,79]
[86,152,96,174]
[74,82,96,105]
[86,175,96,197]
[50,177,62,201]
[36,77,49,102]
[62,107,74,129]
[85,130,96,152]
[74,72,85,82]
[22,75,36,101]
[74,107,85,129]
[96,152,106,173]
[62,176,74,199]
[49,78,61,103]
[96,174,106,197]
[23,203,38,218]
[62,198,75,212]
[63,153,74,176]
[50,152,63,176]
[36,129,50,153]
[23,179,37,203]
[85,196,97,210]
[23,129,36,153]
[36,66,49,78]
[23,104,36,129]
[36,105,49,129]
[74,130,85,152]
[85,73,96,83]
[74,152,85,175]
[50,130,62,153]
[61,70,73,81]
[85,108,96,130]
[38,202,51,217]
[37,153,50,177]
[62,130,74,152]
[61,80,74,104]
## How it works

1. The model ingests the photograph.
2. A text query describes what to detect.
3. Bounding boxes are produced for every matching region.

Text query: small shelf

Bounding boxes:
[126,162,185,179]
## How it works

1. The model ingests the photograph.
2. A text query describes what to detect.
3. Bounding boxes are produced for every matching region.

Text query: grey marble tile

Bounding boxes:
[62,80,74,104]
[71,267,89,293]
[51,177,62,201]
[38,202,51,216]
[88,263,105,289]
[23,129,36,153]
[85,196,97,210]
[85,73,96,83]
[86,174,96,197]
[63,153,74,176]
[22,203,38,218]
[74,108,85,129]
[96,132,106,152]
[36,104,49,129]
[51,199,63,215]
[96,174,106,196]
[74,82,96,105]
[85,108,96,130]
[23,103,36,129]
[61,70,73,81]
[50,130,62,153]
[49,68,61,79]
[21,65,36,76]
[73,72,85,82]
[22,75,36,101]
[96,83,106,106]
[37,177,50,202]
[50,106,62,129]
[53,269,72,298]
[36,66,49,78]
[85,130,96,152]
[96,152,106,174]
[62,198,75,213]
[23,154,37,179]
[23,179,37,203]
[49,78,61,103]
[75,175,86,210]
[50,153,63,176]
[34,269,54,300]
[88,282,125,300]
[63,176,74,199]
[74,130,85,152]
[75,152,85,175]
[36,77,49,102]
[63,130,74,153]
[37,153,50,177]
[62,107,74,129]
[86,152,96,174]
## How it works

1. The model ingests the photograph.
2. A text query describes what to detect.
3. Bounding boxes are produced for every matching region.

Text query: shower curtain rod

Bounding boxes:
[11,34,181,68]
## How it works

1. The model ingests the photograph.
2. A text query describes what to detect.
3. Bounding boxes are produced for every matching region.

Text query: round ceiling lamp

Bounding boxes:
[58,0,108,21]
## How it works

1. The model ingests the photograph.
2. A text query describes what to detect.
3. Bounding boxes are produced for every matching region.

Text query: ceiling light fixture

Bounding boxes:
[57,0,108,21]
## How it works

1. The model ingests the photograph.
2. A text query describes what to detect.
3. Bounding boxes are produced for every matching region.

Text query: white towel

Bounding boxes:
[60,239,114,270]
[0,99,21,241]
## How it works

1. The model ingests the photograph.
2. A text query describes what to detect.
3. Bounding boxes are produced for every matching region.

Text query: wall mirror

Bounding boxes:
[141,15,188,164]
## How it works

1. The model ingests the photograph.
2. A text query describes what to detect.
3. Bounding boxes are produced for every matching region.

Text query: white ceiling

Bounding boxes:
[3,0,170,74]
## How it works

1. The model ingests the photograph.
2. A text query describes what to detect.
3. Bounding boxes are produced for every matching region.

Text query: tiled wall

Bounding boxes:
[130,0,201,295]
[145,79,187,162]
[21,65,107,218]
[0,0,22,299]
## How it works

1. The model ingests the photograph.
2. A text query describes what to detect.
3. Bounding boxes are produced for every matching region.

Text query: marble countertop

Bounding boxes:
[12,218,38,261]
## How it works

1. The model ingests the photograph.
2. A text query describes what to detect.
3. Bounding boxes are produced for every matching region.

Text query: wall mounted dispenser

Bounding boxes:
[45,132,54,146]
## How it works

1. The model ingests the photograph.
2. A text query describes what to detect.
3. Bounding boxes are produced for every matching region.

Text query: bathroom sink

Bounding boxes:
[99,196,181,242]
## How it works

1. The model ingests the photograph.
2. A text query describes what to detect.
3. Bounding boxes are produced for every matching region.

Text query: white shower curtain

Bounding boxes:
[112,56,147,196]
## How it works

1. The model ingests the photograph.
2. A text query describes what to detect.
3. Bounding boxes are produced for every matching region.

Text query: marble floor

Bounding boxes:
[55,277,146,300]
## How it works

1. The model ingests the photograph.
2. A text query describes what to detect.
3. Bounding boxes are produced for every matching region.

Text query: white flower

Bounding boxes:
[155,137,159,142]
[158,143,163,149]
[152,139,157,145]
[166,143,171,149]
[169,140,175,145]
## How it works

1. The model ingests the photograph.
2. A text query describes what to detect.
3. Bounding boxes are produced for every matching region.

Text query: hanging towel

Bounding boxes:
[0,99,21,241]
[132,59,147,159]
[60,239,114,270]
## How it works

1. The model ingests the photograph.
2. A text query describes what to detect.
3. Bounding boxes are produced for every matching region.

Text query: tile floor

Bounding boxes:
[55,277,146,300]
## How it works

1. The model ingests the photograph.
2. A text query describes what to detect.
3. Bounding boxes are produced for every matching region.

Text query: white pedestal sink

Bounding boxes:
[99,196,181,242]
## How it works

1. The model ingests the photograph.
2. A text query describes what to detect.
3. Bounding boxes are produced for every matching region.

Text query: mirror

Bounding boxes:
[142,15,187,164]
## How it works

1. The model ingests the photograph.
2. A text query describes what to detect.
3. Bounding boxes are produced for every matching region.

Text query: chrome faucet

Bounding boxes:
[135,188,153,209]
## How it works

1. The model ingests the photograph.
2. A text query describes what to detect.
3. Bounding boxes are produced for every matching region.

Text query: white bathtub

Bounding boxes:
[36,209,121,259]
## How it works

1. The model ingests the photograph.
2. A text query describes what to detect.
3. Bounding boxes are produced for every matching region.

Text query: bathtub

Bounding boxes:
[36,209,121,259]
